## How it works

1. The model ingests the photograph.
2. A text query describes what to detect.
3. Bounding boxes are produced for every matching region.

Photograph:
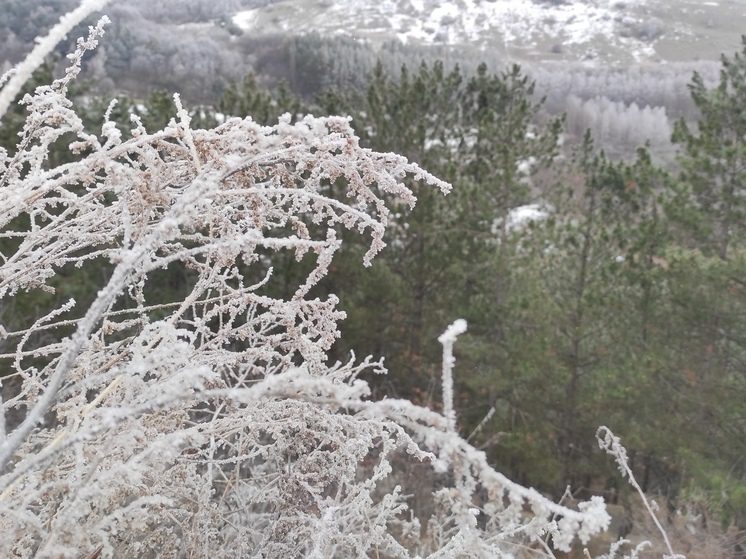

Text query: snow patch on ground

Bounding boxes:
[233,9,258,31]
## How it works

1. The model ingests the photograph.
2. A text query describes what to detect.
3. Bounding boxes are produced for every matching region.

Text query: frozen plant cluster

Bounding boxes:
[0,11,610,559]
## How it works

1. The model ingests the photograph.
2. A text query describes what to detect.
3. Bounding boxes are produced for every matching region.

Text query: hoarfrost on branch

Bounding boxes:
[0,11,610,558]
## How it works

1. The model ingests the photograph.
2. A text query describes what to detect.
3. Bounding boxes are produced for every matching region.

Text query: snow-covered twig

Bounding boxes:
[438,318,467,432]
[0,0,110,120]
[597,426,685,559]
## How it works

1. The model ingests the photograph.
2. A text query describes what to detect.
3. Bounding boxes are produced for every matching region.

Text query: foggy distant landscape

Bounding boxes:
[2,0,743,159]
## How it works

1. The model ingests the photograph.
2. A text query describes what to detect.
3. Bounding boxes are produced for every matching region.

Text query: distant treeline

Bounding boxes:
[0,0,720,160]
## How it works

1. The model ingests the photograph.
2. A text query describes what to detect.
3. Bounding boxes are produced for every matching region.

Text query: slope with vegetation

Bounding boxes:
[1,1,746,557]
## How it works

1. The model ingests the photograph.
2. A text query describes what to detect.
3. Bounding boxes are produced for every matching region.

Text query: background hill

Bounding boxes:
[230,0,745,64]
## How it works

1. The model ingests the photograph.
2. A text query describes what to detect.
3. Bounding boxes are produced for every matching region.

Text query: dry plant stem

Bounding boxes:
[596,426,685,559]
[466,403,496,442]
[0,0,110,119]
[438,319,467,432]
[0,258,134,470]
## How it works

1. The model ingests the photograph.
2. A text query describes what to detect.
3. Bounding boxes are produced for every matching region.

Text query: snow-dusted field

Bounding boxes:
[231,0,746,64]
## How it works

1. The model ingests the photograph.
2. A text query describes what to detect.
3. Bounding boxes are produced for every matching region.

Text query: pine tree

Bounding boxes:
[672,38,746,261]
[668,38,746,522]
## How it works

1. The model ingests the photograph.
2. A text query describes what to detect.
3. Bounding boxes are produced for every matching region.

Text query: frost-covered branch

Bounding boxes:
[0,10,611,558]
[438,318,467,432]
[0,0,110,120]
[597,427,685,559]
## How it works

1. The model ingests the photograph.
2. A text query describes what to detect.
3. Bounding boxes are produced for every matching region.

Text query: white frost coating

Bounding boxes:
[0,10,612,557]
[0,0,110,120]
[438,319,467,432]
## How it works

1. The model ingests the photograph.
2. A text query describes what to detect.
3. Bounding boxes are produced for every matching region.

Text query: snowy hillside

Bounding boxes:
[232,0,746,63]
